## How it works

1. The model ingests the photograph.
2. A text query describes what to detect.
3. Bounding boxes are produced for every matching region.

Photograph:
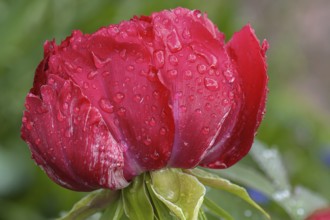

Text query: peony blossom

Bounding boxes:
[306,208,330,220]
[21,7,268,191]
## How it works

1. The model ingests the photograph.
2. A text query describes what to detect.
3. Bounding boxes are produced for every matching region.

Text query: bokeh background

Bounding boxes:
[1,0,330,219]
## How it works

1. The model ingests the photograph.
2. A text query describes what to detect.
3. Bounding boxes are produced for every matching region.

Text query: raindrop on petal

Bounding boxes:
[166,30,182,52]
[204,77,219,91]
[99,98,114,113]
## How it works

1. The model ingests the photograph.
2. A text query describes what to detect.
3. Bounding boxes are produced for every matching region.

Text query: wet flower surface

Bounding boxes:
[21,7,268,191]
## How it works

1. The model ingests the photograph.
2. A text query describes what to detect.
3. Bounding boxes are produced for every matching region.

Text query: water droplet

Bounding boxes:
[102,71,110,77]
[197,64,207,74]
[48,78,55,84]
[189,95,195,101]
[229,91,235,100]
[184,70,193,79]
[182,28,191,39]
[76,67,83,73]
[244,210,252,217]
[202,126,210,134]
[149,117,156,126]
[166,30,182,52]
[224,69,235,83]
[153,90,160,99]
[35,138,41,145]
[154,50,165,68]
[117,107,126,116]
[99,98,114,113]
[169,55,178,66]
[63,103,69,110]
[22,117,28,123]
[119,49,126,59]
[87,70,98,80]
[167,69,178,77]
[204,77,219,91]
[160,127,167,135]
[179,105,187,113]
[143,137,152,146]
[205,103,211,111]
[126,65,135,71]
[133,94,143,103]
[113,92,125,103]
[91,52,108,69]
[188,53,197,62]
[26,122,33,130]
[222,99,229,106]
[83,82,89,89]
[193,10,202,18]
[57,112,65,121]
[195,108,202,114]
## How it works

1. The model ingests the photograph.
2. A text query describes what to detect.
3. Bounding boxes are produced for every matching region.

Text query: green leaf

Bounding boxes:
[100,196,124,220]
[149,168,206,220]
[184,169,270,220]
[214,163,276,197]
[57,189,119,220]
[203,197,234,220]
[250,141,290,190]
[122,174,154,220]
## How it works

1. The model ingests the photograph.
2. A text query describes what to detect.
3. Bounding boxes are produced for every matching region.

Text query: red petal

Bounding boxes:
[150,8,234,168]
[200,25,268,168]
[21,75,128,191]
[46,22,174,175]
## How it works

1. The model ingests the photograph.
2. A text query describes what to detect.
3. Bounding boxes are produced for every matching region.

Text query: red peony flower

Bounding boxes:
[306,208,330,220]
[21,7,268,191]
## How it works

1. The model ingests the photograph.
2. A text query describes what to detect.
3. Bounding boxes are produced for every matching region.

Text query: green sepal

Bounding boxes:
[184,168,270,219]
[122,174,154,220]
[149,168,206,220]
[100,196,124,220]
[56,189,119,220]
[145,174,177,220]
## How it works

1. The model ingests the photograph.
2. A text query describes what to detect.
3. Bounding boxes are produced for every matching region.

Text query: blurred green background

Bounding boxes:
[1,0,330,219]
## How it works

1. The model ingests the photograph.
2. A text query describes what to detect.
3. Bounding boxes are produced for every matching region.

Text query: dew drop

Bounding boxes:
[91,52,107,69]
[133,94,143,103]
[188,53,197,62]
[202,126,210,135]
[120,49,127,59]
[76,67,83,73]
[204,77,219,91]
[205,103,211,111]
[113,92,125,103]
[184,70,193,79]
[126,65,135,71]
[222,99,229,106]
[143,137,152,146]
[26,122,33,130]
[195,108,202,114]
[169,55,178,66]
[83,82,89,89]
[182,28,191,39]
[63,103,69,110]
[153,90,160,99]
[159,127,167,135]
[166,30,182,52]
[102,71,110,77]
[197,64,207,74]
[154,50,165,68]
[99,98,114,113]
[117,107,126,116]
[48,78,55,84]
[167,69,178,77]
[149,117,156,126]
[179,105,187,113]
[87,70,98,80]
[189,95,195,101]
[22,117,28,123]
[224,69,235,83]
[35,138,41,145]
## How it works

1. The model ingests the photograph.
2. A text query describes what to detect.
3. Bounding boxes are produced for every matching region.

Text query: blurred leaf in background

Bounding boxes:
[1,0,330,219]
